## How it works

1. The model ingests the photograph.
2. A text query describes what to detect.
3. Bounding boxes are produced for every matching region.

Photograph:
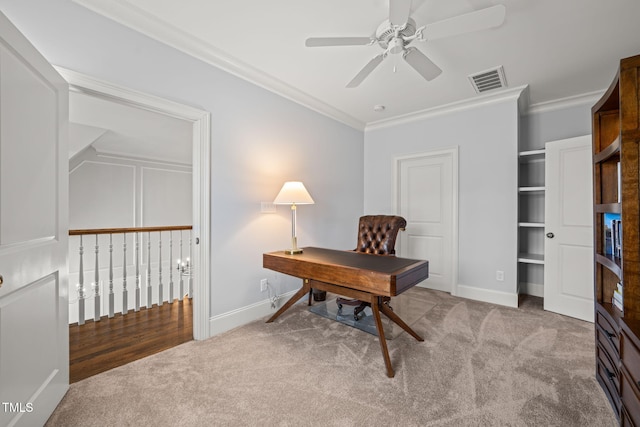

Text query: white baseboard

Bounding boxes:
[208,289,300,337]
[519,282,544,298]
[455,284,519,308]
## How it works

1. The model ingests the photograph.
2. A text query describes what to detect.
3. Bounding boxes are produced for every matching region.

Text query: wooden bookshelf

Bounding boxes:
[592,53,640,424]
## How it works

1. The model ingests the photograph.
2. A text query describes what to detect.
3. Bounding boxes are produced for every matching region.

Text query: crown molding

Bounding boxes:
[364,85,529,132]
[71,0,365,130]
[56,65,210,122]
[526,90,605,115]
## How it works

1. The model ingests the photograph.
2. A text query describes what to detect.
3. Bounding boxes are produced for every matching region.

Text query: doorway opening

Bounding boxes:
[60,67,211,380]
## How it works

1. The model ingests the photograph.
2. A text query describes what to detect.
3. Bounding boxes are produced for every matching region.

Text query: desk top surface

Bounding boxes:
[264,247,425,274]
[263,247,428,296]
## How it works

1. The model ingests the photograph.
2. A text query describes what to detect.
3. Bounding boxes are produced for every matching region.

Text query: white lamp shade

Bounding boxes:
[273,181,315,205]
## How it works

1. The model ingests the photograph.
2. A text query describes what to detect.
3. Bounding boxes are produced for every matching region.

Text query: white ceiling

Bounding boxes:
[69,90,192,164]
[72,0,640,129]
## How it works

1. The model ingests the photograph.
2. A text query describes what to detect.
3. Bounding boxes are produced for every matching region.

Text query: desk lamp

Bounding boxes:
[273,181,314,254]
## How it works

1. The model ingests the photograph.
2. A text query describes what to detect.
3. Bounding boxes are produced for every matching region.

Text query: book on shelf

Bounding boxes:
[613,294,624,312]
[613,281,624,312]
[603,212,622,257]
[613,289,623,304]
[617,161,621,203]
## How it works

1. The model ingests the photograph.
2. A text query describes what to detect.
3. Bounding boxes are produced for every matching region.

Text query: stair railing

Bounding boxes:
[69,225,192,325]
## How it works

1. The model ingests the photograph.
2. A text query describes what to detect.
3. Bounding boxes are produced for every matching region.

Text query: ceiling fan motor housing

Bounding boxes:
[376,18,417,50]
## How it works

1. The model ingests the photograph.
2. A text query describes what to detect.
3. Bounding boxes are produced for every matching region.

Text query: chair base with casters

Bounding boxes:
[337,296,393,320]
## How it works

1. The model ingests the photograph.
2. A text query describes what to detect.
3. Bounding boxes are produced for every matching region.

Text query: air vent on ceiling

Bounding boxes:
[468,66,507,94]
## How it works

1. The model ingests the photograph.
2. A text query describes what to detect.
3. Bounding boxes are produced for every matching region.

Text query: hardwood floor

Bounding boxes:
[69,298,193,383]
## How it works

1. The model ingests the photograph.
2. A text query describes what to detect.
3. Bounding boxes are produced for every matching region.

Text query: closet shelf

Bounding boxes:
[518,253,544,265]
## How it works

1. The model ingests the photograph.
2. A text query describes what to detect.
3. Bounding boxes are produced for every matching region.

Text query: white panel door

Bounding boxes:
[544,135,594,322]
[397,148,457,293]
[0,11,69,426]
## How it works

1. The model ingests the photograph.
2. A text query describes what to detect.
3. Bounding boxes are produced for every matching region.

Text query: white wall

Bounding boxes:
[0,0,364,333]
[364,92,523,305]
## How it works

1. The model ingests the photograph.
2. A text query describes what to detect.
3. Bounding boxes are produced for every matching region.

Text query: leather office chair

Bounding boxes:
[336,215,407,320]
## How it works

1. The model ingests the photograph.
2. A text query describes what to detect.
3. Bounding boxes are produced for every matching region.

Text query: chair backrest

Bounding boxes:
[354,215,407,256]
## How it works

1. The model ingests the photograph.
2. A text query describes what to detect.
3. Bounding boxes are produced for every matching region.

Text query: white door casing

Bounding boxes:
[395,148,458,294]
[56,67,211,340]
[0,11,69,426]
[544,135,594,322]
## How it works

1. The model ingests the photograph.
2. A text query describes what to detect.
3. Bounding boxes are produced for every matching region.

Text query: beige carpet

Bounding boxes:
[47,288,617,426]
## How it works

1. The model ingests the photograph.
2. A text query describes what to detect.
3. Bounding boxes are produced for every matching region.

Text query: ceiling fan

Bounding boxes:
[305,0,506,88]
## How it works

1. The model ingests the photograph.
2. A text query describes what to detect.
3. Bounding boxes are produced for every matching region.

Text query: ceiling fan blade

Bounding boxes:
[346,54,385,88]
[305,37,373,47]
[423,4,506,40]
[403,47,442,81]
[389,0,412,27]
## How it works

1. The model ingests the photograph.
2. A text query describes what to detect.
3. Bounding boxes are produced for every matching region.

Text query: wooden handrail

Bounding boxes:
[69,225,192,236]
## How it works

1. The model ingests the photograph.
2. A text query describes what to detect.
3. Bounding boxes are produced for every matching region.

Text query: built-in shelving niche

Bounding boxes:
[517,149,545,296]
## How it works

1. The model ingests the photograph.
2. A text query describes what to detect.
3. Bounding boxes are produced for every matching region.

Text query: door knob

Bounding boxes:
[546,232,554,238]
[0,274,3,287]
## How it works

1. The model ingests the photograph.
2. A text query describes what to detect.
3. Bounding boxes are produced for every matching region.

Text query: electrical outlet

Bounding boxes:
[260,279,268,292]
[496,270,504,281]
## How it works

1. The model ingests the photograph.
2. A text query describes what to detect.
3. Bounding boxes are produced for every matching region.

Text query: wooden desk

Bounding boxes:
[263,247,429,377]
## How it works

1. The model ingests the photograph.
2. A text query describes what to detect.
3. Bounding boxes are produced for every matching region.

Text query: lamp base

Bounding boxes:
[285,235,303,254]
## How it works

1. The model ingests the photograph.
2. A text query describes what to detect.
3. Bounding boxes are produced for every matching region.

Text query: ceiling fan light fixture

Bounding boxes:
[389,37,404,54]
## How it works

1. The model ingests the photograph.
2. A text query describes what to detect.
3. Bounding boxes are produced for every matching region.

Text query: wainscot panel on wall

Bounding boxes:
[69,161,135,229]
[141,167,192,227]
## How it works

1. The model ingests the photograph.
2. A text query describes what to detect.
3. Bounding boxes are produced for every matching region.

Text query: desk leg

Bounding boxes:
[371,297,394,378]
[266,282,310,323]
[379,303,424,342]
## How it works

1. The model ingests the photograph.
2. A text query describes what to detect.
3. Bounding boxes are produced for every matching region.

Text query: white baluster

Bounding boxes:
[93,234,100,321]
[178,230,184,301]
[78,235,85,326]
[147,231,152,308]
[158,231,163,306]
[169,231,174,302]
[122,233,128,314]
[135,232,140,312]
[188,232,193,298]
[108,234,114,318]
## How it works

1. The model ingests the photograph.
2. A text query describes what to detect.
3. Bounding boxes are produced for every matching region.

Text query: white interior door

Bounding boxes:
[396,148,458,293]
[0,11,69,426]
[544,135,594,322]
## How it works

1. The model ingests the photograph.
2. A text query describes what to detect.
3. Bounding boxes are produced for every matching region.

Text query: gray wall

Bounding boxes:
[522,101,594,151]
[364,95,521,300]
[0,0,364,321]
